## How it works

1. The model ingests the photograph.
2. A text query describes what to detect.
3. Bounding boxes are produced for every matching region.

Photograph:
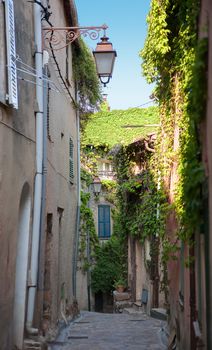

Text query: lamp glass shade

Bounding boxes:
[92,177,102,195]
[93,51,116,77]
[93,36,117,81]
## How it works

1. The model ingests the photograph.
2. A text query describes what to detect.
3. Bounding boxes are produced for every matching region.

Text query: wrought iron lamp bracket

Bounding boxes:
[43,24,108,51]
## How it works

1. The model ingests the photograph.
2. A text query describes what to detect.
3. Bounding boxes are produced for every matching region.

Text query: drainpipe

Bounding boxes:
[72,85,81,297]
[26,2,43,334]
[37,55,48,316]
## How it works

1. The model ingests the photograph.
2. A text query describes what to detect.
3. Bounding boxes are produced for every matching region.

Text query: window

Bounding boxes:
[69,138,74,183]
[97,160,114,179]
[98,205,111,239]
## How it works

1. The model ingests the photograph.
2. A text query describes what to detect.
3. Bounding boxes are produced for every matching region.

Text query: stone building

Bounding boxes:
[0,1,80,349]
[76,159,116,311]
[198,0,212,348]
[161,2,212,349]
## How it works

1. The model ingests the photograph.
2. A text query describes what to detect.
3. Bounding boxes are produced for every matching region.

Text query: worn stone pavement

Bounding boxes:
[47,311,167,350]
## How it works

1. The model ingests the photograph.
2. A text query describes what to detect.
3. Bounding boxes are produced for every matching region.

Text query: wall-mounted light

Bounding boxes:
[92,176,102,196]
[93,35,117,87]
[43,24,116,86]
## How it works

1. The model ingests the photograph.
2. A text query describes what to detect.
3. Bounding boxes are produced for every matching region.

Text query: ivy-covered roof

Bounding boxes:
[82,106,159,148]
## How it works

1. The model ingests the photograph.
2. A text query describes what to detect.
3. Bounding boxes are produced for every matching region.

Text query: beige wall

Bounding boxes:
[0,0,79,347]
[0,1,35,348]
[127,238,165,314]
[40,0,78,327]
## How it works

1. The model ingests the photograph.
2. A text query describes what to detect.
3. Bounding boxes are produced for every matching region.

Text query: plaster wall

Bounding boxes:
[167,242,191,350]
[76,265,89,310]
[40,0,78,326]
[135,240,152,313]
[0,1,35,348]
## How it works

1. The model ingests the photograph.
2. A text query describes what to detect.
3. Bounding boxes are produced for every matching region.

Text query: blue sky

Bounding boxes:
[74,0,153,110]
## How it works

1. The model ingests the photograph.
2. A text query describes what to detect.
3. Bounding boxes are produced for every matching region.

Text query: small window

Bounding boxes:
[98,205,111,239]
[69,138,74,183]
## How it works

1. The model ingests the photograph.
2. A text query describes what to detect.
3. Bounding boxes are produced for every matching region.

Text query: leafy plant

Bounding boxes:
[81,106,159,149]
[140,0,208,264]
[114,277,127,289]
[91,236,127,293]
[72,38,102,113]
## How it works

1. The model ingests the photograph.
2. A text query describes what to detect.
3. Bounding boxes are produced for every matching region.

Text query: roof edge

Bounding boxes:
[63,0,78,27]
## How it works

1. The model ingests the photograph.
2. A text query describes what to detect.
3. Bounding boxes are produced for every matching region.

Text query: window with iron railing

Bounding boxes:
[97,161,115,179]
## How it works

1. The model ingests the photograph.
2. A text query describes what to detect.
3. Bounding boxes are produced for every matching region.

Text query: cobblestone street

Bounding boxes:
[48,311,167,350]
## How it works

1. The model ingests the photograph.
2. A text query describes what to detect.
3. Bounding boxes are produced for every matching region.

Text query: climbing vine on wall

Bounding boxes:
[79,178,99,273]
[113,143,170,243]
[141,0,208,246]
[81,106,159,149]
[72,38,102,114]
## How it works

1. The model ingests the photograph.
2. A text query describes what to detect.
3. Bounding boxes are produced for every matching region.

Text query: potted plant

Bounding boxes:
[114,277,127,293]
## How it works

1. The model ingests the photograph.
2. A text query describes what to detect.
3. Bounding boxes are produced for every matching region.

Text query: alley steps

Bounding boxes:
[132,301,143,312]
[150,308,167,321]
[122,301,145,315]
[23,339,42,350]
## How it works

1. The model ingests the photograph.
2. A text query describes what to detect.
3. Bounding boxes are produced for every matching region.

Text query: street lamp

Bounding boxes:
[43,24,116,87]
[92,176,102,196]
[93,35,117,87]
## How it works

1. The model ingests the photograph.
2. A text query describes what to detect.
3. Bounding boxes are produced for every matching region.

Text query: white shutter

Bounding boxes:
[5,0,18,109]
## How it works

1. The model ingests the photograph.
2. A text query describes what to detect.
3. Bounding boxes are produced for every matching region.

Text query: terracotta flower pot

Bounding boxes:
[116,285,125,293]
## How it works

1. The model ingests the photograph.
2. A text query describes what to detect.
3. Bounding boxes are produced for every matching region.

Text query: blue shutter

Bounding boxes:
[98,205,111,238]
[98,206,104,237]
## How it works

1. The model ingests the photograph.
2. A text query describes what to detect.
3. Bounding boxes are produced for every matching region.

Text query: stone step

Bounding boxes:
[132,301,143,311]
[24,339,42,350]
[113,301,133,313]
[123,307,145,315]
[150,308,167,321]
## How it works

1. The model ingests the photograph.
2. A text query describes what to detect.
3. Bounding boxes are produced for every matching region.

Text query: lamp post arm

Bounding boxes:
[43,24,108,50]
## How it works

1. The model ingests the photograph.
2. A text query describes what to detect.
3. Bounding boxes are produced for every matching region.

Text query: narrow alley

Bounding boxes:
[1,0,212,349]
[48,311,167,350]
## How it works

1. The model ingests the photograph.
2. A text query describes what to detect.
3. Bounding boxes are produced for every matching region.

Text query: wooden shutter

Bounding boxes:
[98,206,105,237]
[69,138,74,183]
[98,205,111,238]
[5,0,18,109]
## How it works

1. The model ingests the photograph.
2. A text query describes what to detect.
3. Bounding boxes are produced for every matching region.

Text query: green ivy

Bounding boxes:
[79,190,99,272]
[72,38,102,114]
[81,106,159,149]
[113,145,170,243]
[141,0,208,245]
[91,236,127,293]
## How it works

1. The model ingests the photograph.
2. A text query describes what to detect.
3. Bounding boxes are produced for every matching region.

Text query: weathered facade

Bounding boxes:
[200,0,212,348]
[76,161,115,311]
[0,1,79,349]
[126,137,165,313]
[166,2,212,349]
[37,0,79,333]
[0,2,36,348]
